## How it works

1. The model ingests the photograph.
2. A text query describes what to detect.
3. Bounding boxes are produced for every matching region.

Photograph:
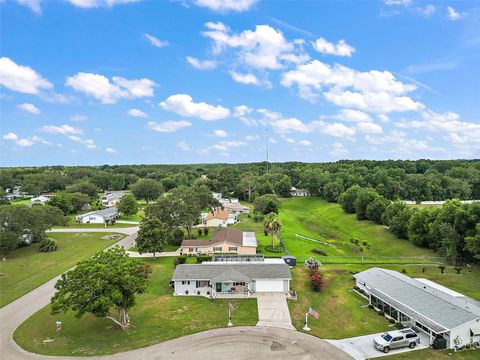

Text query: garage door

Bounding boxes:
[255,280,284,292]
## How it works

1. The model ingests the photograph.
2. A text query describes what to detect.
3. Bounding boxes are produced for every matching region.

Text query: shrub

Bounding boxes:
[454,267,462,274]
[185,290,189,295]
[197,255,212,263]
[206,291,210,296]
[378,311,384,316]
[401,268,407,274]
[204,228,209,236]
[389,318,396,324]
[39,238,57,252]
[309,270,325,292]
[264,229,268,236]
[368,304,374,309]
[197,228,203,237]
[304,257,321,271]
[311,248,328,256]
[197,291,200,295]
[354,286,360,291]
[170,228,184,246]
[439,265,446,274]
[173,255,187,267]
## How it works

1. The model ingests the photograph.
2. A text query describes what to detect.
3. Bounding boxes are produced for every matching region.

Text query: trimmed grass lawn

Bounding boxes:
[279,198,437,262]
[54,222,135,229]
[118,209,144,222]
[376,348,480,360]
[289,266,391,339]
[0,232,124,308]
[13,257,258,356]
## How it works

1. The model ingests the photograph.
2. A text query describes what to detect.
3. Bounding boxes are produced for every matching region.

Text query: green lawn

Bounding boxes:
[376,348,480,360]
[0,232,124,308]
[289,266,391,339]
[13,257,258,356]
[10,198,32,205]
[279,198,437,262]
[54,222,135,229]
[118,209,144,222]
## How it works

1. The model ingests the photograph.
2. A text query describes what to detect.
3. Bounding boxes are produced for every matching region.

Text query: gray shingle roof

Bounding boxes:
[172,263,291,282]
[77,207,118,218]
[355,267,480,332]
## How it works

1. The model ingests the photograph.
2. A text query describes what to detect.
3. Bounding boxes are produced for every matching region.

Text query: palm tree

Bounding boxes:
[264,213,282,250]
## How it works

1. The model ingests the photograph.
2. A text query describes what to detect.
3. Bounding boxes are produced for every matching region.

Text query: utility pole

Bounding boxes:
[266,127,269,173]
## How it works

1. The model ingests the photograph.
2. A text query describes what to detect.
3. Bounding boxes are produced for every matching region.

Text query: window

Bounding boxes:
[406,333,417,339]
[392,336,403,342]
[181,281,185,285]
[189,248,194,252]
[213,247,222,252]
[233,282,246,286]
[196,281,209,288]
[228,246,237,252]
[187,281,190,285]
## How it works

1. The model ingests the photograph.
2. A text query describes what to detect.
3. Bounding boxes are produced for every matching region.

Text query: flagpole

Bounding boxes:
[227,304,233,327]
[303,312,311,331]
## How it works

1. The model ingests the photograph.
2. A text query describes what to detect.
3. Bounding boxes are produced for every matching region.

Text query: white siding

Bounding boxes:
[174,280,212,297]
[449,320,480,349]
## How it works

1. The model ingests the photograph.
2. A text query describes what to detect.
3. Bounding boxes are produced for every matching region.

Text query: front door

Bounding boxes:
[216,282,222,292]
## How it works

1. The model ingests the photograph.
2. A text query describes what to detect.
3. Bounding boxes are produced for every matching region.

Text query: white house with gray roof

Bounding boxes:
[75,207,119,224]
[354,267,480,349]
[172,261,291,298]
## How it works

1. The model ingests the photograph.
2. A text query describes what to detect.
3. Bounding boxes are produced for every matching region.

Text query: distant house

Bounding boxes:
[222,202,250,215]
[172,259,291,297]
[290,187,309,197]
[101,192,124,207]
[212,192,223,201]
[180,229,257,255]
[354,267,480,348]
[203,209,236,227]
[29,195,51,206]
[75,207,119,224]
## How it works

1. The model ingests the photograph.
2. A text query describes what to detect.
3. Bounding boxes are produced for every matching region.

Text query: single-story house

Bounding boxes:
[29,195,51,206]
[172,260,291,297]
[354,267,480,349]
[101,192,124,207]
[222,202,250,215]
[290,187,309,197]
[203,209,236,227]
[75,207,119,224]
[180,229,257,255]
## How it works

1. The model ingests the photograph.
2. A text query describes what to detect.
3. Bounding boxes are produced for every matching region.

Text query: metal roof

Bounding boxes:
[355,268,480,332]
[77,207,118,218]
[172,263,291,282]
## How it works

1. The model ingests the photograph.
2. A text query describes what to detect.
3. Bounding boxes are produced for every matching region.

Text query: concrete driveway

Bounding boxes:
[256,293,295,330]
[327,331,429,360]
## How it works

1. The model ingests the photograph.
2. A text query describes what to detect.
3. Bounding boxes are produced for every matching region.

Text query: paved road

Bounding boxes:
[256,293,295,330]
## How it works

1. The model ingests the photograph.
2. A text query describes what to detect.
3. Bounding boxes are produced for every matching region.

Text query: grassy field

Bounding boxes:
[13,257,258,356]
[0,232,124,308]
[279,198,437,262]
[376,348,480,360]
[289,266,391,339]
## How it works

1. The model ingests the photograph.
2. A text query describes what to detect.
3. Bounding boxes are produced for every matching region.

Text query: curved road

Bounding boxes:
[1,227,352,360]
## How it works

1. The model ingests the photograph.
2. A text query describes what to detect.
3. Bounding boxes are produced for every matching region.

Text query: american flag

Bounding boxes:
[308,307,319,319]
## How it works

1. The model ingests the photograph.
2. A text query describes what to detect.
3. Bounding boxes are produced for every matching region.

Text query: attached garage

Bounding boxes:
[255,279,286,292]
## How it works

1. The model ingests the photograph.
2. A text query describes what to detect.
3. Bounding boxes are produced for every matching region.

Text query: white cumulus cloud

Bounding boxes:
[147,120,192,133]
[186,56,218,70]
[312,38,355,57]
[213,129,228,137]
[144,33,168,48]
[193,0,257,12]
[17,103,41,115]
[128,108,148,117]
[0,57,52,94]
[40,124,83,135]
[66,72,157,104]
[160,94,230,121]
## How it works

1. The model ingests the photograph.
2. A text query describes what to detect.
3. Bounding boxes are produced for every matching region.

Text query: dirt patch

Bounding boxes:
[102,235,122,240]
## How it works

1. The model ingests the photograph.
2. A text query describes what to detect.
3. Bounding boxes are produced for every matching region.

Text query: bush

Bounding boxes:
[378,311,384,316]
[204,228,209,236]
[265,246,283,253]
[304,257,321,271]
[389,318,396,324]
[170,228,184,246]
[311,248,328,256]
[368,304,374,309]
[309,270,325,292]
[173,255,187,267]
[401,268,407,274]
[439,265,446,274]
[354,286,360,291]
[197,255,212,263]
[39,238,57,252]
[197,228,203,237]
[454,267,462,274]
[185,290,189,295]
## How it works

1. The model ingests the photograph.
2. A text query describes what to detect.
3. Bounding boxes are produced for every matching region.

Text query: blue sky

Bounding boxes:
[1,0,479,166]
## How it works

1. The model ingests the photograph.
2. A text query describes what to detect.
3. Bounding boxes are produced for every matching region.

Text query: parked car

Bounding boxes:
[373,328,420,353]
